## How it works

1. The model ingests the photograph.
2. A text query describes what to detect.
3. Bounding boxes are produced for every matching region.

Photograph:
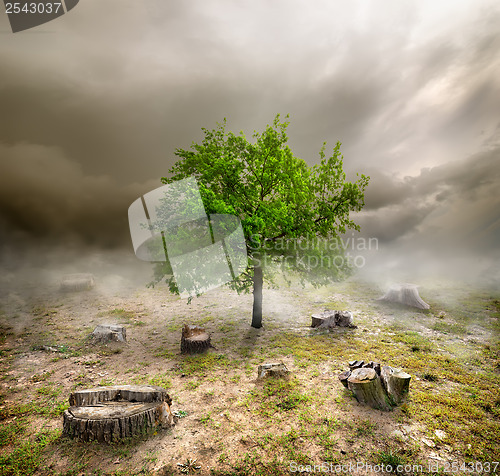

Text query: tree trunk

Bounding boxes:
[347,367,392,411]
[251,264,263,328]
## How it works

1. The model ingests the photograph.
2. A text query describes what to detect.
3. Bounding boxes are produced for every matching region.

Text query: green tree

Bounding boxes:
[155,114,369,328]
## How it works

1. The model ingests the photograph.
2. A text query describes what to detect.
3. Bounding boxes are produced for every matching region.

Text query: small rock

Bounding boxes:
[390,430,406,440]
[434,430,447,440]
[401,425,412,434]
[429,452,445,461]
[422,437,435,448]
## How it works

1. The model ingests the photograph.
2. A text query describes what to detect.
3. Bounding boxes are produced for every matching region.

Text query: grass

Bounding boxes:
[175,352,231,376]
[1,278,499,475]
[0,429,61,476]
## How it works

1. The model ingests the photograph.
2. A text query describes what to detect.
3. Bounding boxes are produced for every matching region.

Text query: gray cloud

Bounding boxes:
[0,0,499,276]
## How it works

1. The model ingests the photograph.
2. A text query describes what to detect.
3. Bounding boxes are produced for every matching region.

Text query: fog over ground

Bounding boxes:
[0,0,499,290]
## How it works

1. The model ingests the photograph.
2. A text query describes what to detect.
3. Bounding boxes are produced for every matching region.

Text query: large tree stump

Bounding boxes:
[60,273,95,292]
[91,325,126,343]
[347,367,392,411]
[311,310,356,329]
[377,284,430,310]
[63,385,173,443]
[181,325,212,354]
[380,366,411,404]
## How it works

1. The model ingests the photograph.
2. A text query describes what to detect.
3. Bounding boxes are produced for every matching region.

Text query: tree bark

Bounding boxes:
[251,263,263,328]
[180,325,212,354]
[338,370,351,388]
[347,367,392,411]
[63,385,173,443]
[380,366,411,404]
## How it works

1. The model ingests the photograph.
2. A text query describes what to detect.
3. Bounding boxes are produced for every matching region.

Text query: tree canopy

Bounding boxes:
[154,114,369,328]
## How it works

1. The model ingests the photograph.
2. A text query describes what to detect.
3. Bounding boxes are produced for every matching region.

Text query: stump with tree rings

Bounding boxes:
[339,361,411,411]
[181,324,212,354]
[347,368,392,411]
[63,385,173,443]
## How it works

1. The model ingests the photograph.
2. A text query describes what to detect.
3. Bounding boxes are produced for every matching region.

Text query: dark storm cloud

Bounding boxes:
[0,142,159,247]
[0,0,499,258]
[357,143,500,253]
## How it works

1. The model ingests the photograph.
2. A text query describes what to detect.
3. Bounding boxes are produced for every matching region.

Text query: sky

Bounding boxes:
[0,0,499,282]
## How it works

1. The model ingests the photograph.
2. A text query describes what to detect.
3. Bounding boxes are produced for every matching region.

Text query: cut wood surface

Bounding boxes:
[181,324,212,354]
[377,284,430,310]
[63,385,173,443]
[347,367,392,411]
[340,361,411,411]
[68,385,171,407]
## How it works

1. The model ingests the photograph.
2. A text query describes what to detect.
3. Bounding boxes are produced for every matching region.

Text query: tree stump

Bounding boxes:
[91,325,126,343]
[257,362,289,379]
[311,310,356,328]
[180,325,212,354]
[377,284,430,310]
[380,366,411,404]
[339,360,411,411]
[63,385,173,443]
[338,370,351,388]
[347,367,392,411]
[60,273,95,292]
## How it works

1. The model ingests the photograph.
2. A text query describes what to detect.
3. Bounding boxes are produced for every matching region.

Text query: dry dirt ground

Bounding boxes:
[0,261,499,476]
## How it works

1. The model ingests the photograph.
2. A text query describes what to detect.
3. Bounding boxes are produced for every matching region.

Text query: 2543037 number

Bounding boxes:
[5,2,62,14]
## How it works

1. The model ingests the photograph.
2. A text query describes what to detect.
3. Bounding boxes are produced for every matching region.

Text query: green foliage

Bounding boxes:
[153,114,369,299]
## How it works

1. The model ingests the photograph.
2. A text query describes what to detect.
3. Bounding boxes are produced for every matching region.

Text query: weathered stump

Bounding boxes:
[181,325,212,354]
[347,367,392,411]
[339,361,411,411]
[91,325,126,343]
[60,273,95,292]
[377,284,430,310]
[380,366,411,404]
[311,310,356,329]
[63,385,173,443]
[257,362,289,379]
